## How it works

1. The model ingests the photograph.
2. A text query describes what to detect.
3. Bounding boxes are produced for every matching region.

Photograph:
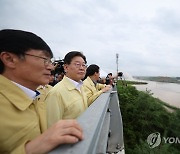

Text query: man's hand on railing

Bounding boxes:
[25,120,83,154]
[102,85,112,93]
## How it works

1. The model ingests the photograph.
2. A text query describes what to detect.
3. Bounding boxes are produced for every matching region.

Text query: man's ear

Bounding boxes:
[95,72,99,76]
[63,64,68,73]
[0,52,18,69]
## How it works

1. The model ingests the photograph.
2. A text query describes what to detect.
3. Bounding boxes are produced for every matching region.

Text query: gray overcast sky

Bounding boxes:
[0,0,180,77]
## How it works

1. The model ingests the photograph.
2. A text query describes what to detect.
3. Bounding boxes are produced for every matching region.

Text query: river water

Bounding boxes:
[134,80,180,108]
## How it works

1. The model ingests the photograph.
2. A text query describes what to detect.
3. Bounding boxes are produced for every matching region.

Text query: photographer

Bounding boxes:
[50,60,65,86]
[105,73,115,86]
[118,72,127,86]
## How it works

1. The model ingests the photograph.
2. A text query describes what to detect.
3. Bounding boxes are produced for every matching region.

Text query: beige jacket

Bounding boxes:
[0,75,47,154]
[45,76,88,127]
[83,76,106,106]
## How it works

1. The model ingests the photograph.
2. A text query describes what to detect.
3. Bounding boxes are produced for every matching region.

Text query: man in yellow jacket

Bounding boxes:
[83,64,111,106]
[0,29,83,154]
[45,51,88,127]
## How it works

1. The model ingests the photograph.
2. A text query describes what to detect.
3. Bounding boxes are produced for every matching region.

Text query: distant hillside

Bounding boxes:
[133,76,180,84]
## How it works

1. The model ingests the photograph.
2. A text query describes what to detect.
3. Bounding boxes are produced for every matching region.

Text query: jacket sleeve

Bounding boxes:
[96,83,106,90]
[83,85,103,106]
[11,140,28,154]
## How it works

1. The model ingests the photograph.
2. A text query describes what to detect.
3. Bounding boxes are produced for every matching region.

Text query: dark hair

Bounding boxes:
[0,29,53,73]
[63,51,87,64]
[86,64,99,76]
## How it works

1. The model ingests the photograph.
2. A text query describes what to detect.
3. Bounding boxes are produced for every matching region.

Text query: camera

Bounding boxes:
[53,60,64,74]
[118,72,123,77]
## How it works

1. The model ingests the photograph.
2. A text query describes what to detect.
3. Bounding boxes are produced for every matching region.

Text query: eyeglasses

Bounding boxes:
[24,53,52,66]
[72,62,87,69]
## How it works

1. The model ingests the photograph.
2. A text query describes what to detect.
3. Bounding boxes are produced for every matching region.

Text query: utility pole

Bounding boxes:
[116,53,119,80]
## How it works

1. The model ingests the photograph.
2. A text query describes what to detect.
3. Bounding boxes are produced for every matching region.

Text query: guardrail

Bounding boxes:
[49,86,124,154]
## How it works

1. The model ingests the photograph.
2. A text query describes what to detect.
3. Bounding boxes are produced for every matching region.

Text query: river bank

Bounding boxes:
[133,80,180,108]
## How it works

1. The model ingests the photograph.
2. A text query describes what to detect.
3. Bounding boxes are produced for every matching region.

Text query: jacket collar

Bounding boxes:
[63,76,83,91]
[86,76,96,86]
[0,75,34,111]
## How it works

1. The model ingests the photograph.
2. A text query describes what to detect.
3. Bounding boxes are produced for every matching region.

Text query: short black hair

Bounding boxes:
[86,64,99,77]
[63,51,87,64]
[0,29,53,73]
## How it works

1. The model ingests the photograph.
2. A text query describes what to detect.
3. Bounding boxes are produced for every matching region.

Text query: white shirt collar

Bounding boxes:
[12,81,37,99]
[66,76,83,91]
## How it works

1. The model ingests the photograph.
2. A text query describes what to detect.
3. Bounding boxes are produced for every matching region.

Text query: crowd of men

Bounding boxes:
[0,29,114,154]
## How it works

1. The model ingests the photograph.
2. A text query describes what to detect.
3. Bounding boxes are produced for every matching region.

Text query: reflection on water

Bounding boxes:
[134,80,180,108]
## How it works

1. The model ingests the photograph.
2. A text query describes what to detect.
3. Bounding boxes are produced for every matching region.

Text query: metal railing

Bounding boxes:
[49,86,124,154]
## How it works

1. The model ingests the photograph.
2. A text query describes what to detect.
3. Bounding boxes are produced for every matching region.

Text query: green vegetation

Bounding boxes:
[119,80,148,85]
[117,81,180,154]
[134,76,180,84]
